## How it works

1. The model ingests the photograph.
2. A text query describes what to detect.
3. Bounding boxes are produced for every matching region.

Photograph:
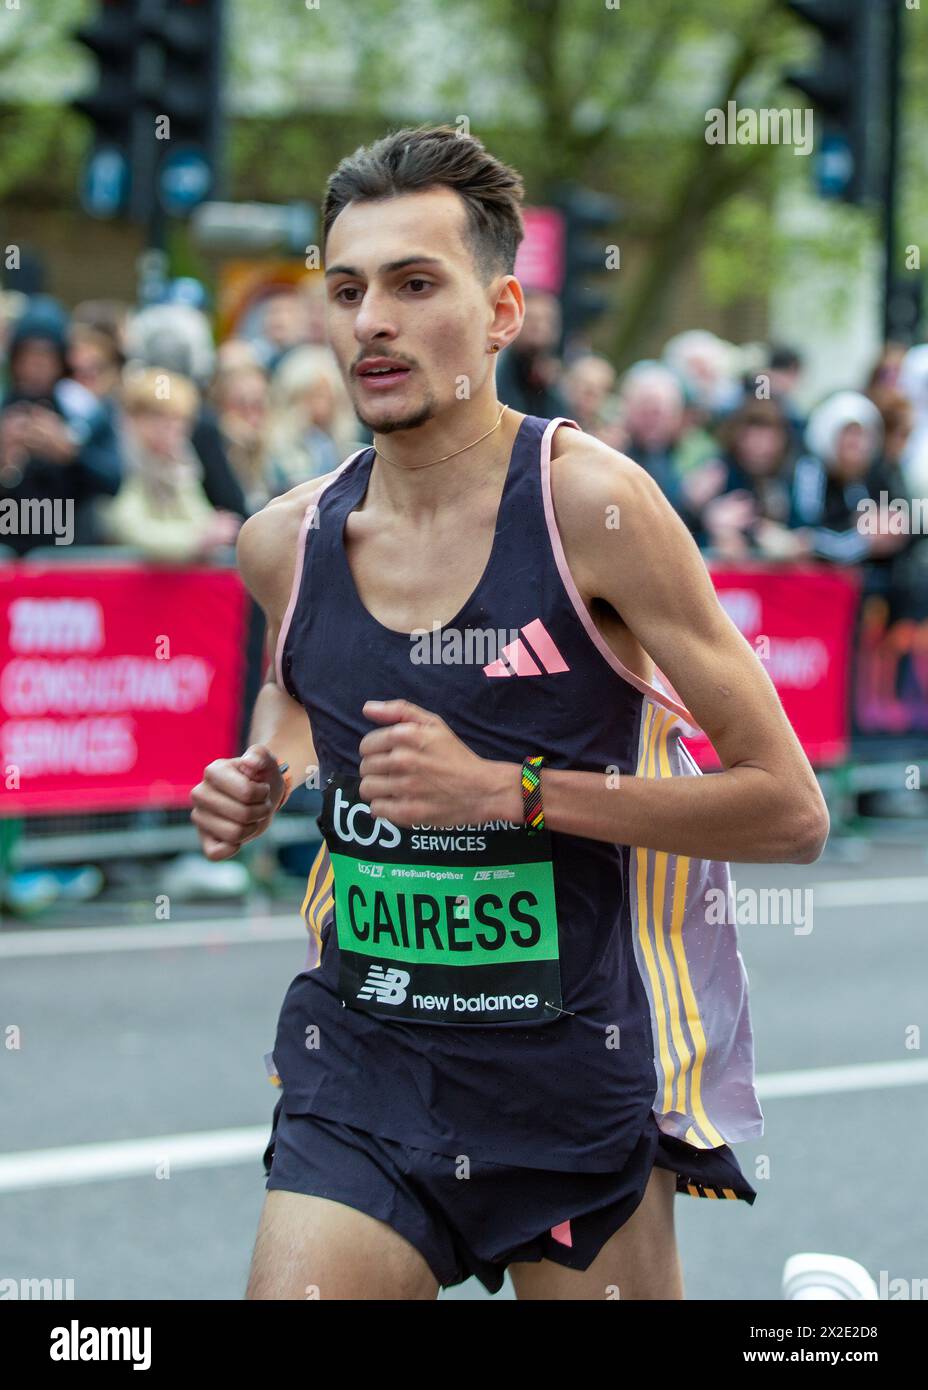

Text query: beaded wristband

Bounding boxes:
[521,755,546,834]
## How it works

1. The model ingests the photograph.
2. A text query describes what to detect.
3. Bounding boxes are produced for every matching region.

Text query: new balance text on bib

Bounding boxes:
[318,776,563,1024]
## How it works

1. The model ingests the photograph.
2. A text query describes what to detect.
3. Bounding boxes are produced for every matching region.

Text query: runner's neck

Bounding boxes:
[367,403,523,520]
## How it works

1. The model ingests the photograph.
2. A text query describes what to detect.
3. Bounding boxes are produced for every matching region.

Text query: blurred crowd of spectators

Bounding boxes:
[2,278,928,616]
[501,289,928,616]
[3,276,926,906]
[0,277,360,563]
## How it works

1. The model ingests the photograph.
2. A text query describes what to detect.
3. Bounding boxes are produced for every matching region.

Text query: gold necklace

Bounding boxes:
[374,403,509,471]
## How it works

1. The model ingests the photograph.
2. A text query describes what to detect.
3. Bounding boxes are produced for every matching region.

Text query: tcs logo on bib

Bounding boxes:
[332,787,401,849]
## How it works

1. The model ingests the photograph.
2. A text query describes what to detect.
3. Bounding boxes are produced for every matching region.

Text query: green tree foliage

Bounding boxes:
[2,0,925,359]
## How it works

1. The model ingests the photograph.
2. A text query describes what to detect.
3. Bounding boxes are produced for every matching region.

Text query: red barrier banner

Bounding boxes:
[676,563,862,771]
[0,564,248,815]
[853,592,928,736]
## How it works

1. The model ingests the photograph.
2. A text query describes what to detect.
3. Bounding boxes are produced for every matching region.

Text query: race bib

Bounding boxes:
[317,776,563,1025]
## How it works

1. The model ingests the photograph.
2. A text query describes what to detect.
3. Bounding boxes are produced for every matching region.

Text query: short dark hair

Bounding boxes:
[717,396,789,456]
[769,344,802,372]
[322,124,525,284]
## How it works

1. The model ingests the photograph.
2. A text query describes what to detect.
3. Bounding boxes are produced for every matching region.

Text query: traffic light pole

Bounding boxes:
[137,200,169,308]
[784,1,916,341]
[73,0,224,306]
[881,0,903,342]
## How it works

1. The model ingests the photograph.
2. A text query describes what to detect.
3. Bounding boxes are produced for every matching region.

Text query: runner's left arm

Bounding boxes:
[518,448,830,864]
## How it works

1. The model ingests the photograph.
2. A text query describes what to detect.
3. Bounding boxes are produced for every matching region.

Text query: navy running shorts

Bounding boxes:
[261,1095,753,1294]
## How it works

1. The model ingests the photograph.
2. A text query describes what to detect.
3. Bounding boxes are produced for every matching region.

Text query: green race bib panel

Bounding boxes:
[317,776,563,1025]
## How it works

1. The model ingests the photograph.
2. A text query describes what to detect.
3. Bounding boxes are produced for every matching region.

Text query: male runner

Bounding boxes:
[190,125,829,1300]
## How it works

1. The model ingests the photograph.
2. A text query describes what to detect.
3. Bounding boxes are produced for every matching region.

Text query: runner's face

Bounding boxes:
[324,188,499,434]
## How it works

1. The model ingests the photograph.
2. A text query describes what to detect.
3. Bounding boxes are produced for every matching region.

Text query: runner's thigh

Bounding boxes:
[509,1165,682,1301]
[245,1190,440,1300]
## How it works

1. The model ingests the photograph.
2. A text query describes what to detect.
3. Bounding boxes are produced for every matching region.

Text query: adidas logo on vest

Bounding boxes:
[483,618,569,678]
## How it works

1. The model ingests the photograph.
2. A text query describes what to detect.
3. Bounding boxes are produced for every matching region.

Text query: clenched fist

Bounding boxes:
[190,744,288,861]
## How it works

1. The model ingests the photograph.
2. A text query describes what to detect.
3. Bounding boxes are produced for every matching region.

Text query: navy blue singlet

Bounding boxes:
[272,411,762,1173]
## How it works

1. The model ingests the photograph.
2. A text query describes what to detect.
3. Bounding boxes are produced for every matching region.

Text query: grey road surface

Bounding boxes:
[1,843,926,1302]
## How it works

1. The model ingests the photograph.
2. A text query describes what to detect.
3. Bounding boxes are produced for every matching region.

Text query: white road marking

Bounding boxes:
[2,1059,927,1194]
[0,914,304,958]
[756,1057,928,1098]
[0,1127,268,1192]
[1,878,924,960]
[812,877,928,908]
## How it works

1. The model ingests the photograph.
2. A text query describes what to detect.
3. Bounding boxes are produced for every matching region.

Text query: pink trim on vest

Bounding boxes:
[274,450,369,692]
[538,417,702,732]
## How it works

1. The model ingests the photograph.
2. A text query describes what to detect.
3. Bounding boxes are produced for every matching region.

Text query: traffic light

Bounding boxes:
[782,0,894,205]
[72,0,138,217]
[885,276,923,346]
[553,182,621,341]
[71,0,223,227]
[134,0,223,220]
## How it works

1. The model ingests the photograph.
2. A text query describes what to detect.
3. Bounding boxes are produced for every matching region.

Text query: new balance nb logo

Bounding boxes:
[357,964,410,1005]
[483,617,569,678]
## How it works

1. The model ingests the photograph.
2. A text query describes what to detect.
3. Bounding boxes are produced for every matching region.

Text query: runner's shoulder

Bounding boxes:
[549,423,668,546]
[236,469,342,614]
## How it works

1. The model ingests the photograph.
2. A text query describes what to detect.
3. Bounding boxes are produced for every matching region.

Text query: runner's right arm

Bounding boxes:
[239,494,320,782]
[190,483,329,860]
